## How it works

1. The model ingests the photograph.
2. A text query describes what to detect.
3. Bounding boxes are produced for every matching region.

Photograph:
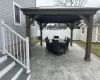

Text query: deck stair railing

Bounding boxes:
[1,20,30,73]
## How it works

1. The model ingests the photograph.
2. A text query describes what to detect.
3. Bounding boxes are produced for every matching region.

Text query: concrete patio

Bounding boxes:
[30,43,100,80]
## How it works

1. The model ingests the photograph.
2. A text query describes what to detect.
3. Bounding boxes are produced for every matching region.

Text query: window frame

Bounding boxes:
[13,2,21,26]
[81,26,85,35]
[96,27,100,42]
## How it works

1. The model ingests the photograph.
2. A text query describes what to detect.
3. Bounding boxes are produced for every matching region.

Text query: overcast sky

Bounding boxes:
[36,0,100,7]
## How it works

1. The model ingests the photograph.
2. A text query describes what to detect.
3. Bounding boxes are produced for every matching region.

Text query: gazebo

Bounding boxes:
[21,7,99,61]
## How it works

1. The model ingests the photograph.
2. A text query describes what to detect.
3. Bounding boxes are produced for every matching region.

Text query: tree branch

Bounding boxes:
[56,0,67,6]
[55,0,87,7]
[81,0,87,7]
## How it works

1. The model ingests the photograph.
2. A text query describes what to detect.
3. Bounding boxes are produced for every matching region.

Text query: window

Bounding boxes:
[82,27,84,34]
[97,27,100,41]
[13,2,21,25]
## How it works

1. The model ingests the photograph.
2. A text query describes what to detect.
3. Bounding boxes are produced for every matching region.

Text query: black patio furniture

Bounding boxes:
[54,36,59,38]
[52,40,65,55]
[49,38,65,43]
[37,36,41,40]
[45,37,70,55]
[45,36,49,41]
[45,37,51,52]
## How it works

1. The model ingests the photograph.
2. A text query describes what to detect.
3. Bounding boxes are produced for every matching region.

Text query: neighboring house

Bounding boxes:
[80,23,100,42]
[79,11,100,42]
[0,0,36,80]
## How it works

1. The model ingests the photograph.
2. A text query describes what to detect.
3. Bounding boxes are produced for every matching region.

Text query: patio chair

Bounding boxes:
[54,36,59,38]
[45,37,49,42]
[37,36,41,40]
[52,40,64,55]
[45,37,51,52]
[65,37,67,40]
[60,43,66,54]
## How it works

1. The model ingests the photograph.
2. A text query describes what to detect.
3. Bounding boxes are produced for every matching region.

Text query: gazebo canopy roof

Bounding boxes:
[21,7,100,23]
[36,15,80,23]
[21,7,100,61]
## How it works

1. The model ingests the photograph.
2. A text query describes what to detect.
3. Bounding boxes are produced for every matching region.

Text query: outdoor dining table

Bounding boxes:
[49,38,66,43]
[48,38,66,54]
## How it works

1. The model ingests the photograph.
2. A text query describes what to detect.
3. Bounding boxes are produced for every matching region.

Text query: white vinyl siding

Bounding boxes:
[81,26,84,35]
[97,27,100,42]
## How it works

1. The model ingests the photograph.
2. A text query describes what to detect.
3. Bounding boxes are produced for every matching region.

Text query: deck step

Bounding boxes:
[0,64,22,80]
[0,54,7,64]
[11,67,23,80]
[0,53,30,80]
[0,53,5,57]
[0,58,15,78]
[17,70,30,80]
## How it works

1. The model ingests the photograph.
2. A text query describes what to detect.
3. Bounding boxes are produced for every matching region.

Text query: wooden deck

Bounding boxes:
[30,43,100,80]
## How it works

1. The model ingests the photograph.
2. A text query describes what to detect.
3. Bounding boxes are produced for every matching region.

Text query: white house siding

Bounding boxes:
[31,21,38,43]
[97,27,100,41]
[79,26,96,42]
[92,26,97,42]
[36,28,80,40]
[79,26,87,42]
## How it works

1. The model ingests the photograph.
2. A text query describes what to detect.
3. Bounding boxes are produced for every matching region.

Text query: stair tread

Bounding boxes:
[1,63,22,80]
[0,54,6,58]
[0,58,14,71]
[17,71,30,80]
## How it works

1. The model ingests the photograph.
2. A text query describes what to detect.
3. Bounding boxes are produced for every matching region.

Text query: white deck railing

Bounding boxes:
[1,20,30,73]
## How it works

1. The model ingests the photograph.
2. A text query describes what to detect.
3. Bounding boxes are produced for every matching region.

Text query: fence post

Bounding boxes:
[1,25,6,54]
[26,37,30,73]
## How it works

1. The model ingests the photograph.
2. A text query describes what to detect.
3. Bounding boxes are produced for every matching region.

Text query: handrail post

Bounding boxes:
[26,37,30,73]
[1,25,6,54]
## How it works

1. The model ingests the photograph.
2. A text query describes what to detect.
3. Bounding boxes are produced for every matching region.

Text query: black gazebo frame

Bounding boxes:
[21,7,99,61]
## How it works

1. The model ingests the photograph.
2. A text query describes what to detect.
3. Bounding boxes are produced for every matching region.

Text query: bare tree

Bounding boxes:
[94,11,100,23]
[54,0,87,7]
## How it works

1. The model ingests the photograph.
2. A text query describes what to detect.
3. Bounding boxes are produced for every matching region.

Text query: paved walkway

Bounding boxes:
[30,43,100,80]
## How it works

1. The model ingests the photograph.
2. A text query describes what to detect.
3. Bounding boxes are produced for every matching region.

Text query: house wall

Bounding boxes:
[0,0,36,49]
[79,26,87,42]
[97,27,100,41]
[31,21,38,44]
[79,25,97,42]
[92,26,97,42]
[0,0,36,37]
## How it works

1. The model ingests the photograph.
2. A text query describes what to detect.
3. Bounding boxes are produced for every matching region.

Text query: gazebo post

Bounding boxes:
[84,15,93,61]
[26,15,31,57]
[39,23,47,46]
[70,23,74,46]
[40,23,43,46]
[65,23,74,46]
[70,28,73,46]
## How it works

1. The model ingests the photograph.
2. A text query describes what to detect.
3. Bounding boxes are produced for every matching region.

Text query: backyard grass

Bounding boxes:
[74,41,100,57]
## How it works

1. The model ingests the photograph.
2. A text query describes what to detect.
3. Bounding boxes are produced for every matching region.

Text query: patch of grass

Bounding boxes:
[74,41,100,57]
